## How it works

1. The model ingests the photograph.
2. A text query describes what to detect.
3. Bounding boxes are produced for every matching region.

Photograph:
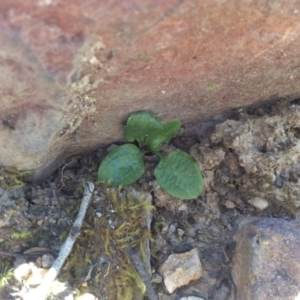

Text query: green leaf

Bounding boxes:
[146,120,181,152]
[98,144,144,186]
[124,111,162,146]
[154,151,203,199]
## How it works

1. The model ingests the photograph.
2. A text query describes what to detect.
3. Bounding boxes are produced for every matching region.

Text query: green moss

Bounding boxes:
[60,185,154,300]
[11,230,33,243]
[0,260,13,290]
[110,256,146,300]
[0,168,30,189]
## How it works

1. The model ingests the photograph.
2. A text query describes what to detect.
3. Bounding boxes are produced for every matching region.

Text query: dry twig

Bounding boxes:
[21,181,95,300]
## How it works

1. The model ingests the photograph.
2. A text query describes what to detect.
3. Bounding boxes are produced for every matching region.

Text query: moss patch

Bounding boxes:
[60,185,154,300]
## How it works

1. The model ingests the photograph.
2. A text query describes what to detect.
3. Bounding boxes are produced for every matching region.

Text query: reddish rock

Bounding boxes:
[1,0,300,179]
[232,218,300,300]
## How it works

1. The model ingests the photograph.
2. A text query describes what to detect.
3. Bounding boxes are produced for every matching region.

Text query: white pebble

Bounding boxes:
[248,197,269,210]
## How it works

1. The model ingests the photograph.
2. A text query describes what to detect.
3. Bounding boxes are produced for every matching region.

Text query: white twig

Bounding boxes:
[22,181,95,300]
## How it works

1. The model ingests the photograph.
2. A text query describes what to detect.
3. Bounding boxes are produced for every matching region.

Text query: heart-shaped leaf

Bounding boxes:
[124,111,162,146]
[98,144,144,186]
[154,151,203,199]
[146,120,181,152]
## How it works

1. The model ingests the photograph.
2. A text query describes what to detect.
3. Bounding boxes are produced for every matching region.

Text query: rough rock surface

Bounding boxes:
[1,0,300,179]
[231,218,300,300]
[159,248,203,293]
[209,104,300,215]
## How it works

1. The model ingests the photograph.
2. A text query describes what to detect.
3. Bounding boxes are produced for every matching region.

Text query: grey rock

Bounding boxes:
[232,218,300,300]
[41,254,55,268]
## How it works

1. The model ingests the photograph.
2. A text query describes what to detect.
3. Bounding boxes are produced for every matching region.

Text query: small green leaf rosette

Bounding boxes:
[98,144,144,186]
[145,120,181,152]
[154,151,203,199]
[124,111,162,146]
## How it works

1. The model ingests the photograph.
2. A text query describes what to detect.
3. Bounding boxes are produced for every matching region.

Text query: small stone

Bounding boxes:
[48,217,56,224]
[178,203,187,211]
[275,176,284,188]
[37,219,43,226]
[225,200,235,209]
[89,56,99,65]
[161,223,169,234]
[151,273,163,284]
[177,228,184,237]
[169,224,176,234]
[96,212,102,218]
[262,183,270,189]
[251,166,257,173]
[247,197,269,210]
[159,248,203,293]
[42,254,54,268]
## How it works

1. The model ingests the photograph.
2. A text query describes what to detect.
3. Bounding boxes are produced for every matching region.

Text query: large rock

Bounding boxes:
[232,218,300,300]
[1,0,300,180]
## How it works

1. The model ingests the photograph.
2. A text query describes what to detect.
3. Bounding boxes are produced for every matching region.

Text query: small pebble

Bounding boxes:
[37,219,43,226]
[178,203,187,211]
[151,273,163,284]
[49,217,56,224]
[159,248,203,293]
[169,224,176,234]
[178,228,185,237]
[42,254,54,268]
[96,212,102,218]
[248,197,269,210]
[225,200,235,209]
[162,223,169,234]
[275,176,284,188]
[262,183,270,189]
